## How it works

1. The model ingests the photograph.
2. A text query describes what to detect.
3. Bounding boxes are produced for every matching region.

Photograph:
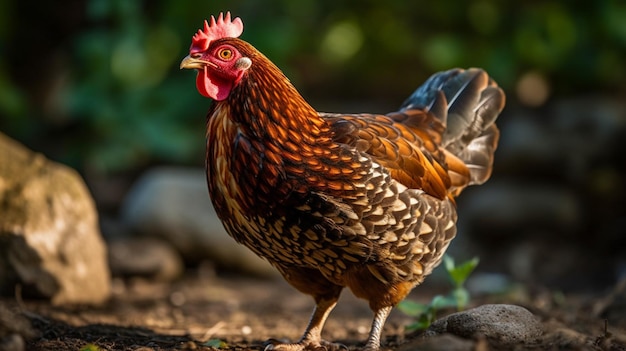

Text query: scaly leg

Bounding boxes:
[265,296,346,351]
[362,306,392,351]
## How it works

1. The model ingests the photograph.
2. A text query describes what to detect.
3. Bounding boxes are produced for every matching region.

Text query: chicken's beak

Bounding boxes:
[180,55,207,70]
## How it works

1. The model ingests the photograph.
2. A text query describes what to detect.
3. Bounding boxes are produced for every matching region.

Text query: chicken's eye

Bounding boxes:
[218,48,233,60]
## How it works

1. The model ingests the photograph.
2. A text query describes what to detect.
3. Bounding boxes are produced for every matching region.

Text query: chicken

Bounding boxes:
[180,12,505,351]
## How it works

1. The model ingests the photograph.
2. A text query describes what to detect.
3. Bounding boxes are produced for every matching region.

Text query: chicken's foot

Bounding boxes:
[264,297,346,351]
[362,306,392,351]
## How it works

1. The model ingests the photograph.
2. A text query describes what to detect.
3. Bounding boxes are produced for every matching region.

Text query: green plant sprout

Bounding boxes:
[397,255,479,331]
[205,338,229,349]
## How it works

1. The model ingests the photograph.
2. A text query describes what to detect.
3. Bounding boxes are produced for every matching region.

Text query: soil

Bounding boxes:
[2,269,625,351]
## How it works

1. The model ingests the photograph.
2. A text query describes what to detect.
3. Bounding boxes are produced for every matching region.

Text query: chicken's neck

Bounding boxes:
[207,57,341,216]
[228,59,333,147]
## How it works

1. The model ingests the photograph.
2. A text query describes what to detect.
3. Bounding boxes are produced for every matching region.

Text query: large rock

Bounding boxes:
[121,166,277,277]
[427,304,543,346]
[0,133,110,304]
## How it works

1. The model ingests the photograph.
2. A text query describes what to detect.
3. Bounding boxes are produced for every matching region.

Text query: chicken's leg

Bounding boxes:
[362,306,392,351]
[264,296,345,351]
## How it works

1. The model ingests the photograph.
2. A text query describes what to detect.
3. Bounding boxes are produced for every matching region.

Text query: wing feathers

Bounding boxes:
[324,113,451,199]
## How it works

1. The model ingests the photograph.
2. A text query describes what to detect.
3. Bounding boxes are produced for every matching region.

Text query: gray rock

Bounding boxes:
[0,133,110,304]
[121,167,277,277]
[428,304,542,346]
[108,237,184,281]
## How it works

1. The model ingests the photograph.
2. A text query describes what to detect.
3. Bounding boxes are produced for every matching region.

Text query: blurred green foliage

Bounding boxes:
[397,256,479,331]
[0,0,624,174]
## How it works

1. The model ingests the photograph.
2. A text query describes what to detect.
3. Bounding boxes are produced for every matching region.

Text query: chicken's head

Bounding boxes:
[180,12,251,101]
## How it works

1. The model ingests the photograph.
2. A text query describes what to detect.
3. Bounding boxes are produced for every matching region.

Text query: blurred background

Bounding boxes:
[1,0,625,293]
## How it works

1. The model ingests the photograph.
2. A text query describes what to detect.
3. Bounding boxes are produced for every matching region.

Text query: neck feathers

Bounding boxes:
[225,45,331,145]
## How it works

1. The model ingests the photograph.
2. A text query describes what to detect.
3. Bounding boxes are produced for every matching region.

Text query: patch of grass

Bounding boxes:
[397,255,479,331]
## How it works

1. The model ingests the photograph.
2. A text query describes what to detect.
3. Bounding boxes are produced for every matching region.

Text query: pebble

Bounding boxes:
[108,237,184,281]
[427,304,543,346]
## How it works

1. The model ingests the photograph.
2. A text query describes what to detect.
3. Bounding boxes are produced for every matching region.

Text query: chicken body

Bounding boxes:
[181,14,504,351]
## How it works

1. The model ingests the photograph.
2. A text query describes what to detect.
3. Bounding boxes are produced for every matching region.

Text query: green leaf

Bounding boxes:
[405,309,437,331]
[80,344,102,351]
[204,339,228,348]
[397,299,429,317]
[446,256,479,287]
[430,294,458,310]
[405,318,432,332]
[452,287,470,310]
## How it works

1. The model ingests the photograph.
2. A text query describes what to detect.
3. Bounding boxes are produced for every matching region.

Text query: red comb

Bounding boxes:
[190,12,244,55]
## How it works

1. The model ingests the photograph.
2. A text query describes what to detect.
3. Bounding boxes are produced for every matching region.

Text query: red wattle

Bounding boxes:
[195,67,232,101]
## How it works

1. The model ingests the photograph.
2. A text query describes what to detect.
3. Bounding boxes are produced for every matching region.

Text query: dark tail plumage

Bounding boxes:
[401,68,505,186]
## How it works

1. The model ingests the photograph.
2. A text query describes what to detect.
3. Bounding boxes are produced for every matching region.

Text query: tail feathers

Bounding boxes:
[401,68,505,186]
[456,123,499,185]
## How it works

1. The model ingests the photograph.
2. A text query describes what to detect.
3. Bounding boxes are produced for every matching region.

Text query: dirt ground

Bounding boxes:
[3,269,626,351]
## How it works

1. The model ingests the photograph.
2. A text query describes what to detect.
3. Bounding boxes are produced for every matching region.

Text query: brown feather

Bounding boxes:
[325,113,452,200]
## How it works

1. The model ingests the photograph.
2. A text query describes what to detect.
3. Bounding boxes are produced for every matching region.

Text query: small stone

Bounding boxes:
[169,291,186,306]
[428,304,543,346]
[108,237,183,281]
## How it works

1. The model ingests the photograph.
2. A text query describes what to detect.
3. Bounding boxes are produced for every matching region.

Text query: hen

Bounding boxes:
[180,12,505,351]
